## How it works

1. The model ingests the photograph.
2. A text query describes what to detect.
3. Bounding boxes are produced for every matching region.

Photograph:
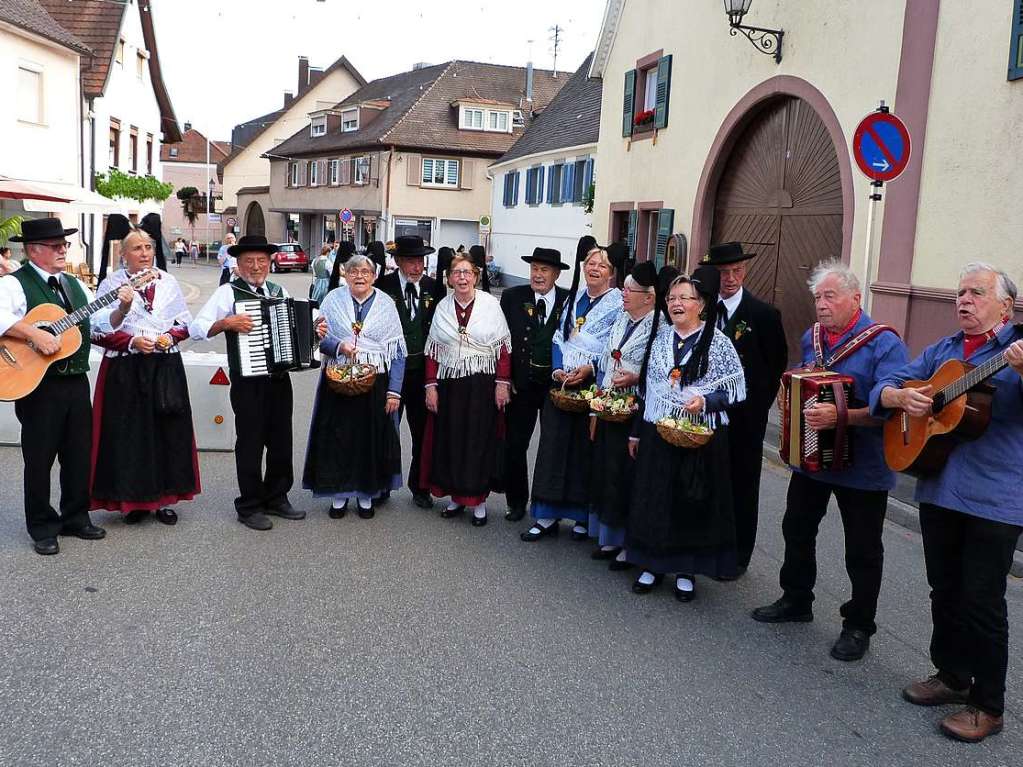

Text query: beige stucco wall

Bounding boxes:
[268,153,387,214]
[592,0,906,282]
[221,67,363,210]
[386,151,492,230]
[911,0,1023,288]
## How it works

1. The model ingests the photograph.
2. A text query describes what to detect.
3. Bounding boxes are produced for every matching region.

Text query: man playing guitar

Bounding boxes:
[873,262,1023,744]
[0,218,133,555]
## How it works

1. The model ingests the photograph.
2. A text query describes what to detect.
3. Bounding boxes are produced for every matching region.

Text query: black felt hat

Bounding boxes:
[228,234,278,257]
[630,260,657,289]
[10,216,77,243]
[388,235,435,258]
[701,241,757,266]
[522,247,569,270]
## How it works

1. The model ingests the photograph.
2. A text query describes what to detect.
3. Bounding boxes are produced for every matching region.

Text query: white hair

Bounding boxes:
[623,275,654,293]
[808,260,860,295]
[960,262,1017,303]
[344,254,375,273]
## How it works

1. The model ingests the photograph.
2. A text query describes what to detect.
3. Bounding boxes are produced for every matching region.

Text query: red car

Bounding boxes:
[271,242,309,272]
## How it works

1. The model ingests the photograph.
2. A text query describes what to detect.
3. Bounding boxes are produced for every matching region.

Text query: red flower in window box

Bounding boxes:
[634,109,655,127]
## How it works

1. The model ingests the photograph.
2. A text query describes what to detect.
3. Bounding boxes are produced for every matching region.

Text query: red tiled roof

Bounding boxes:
[38,0,124,98]
[161,129,231,163]
[0,0,90,54]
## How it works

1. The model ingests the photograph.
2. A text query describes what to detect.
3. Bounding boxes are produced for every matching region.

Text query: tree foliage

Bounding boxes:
[94,169,173,203]
[0,215,24,245]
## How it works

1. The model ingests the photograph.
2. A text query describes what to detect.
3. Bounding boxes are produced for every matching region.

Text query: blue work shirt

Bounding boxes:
[793,312,909,491]
[869,322,1023,525]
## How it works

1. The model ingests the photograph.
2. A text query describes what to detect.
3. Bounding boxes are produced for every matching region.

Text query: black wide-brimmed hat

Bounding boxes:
[522,247,569,270]
[388,235,435,258]
[10,217,77,243]
[701,241,757,266]
[228,234,278,257]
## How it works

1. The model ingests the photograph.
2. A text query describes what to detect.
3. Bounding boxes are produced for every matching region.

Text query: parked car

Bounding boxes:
[271,243,309,272]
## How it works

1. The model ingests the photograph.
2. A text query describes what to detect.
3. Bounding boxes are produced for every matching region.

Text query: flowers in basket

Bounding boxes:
[589,388,638,421]
[656,416,712,435]
[326,362,376,383]
[550,383,598,413]
[655,415,714,448]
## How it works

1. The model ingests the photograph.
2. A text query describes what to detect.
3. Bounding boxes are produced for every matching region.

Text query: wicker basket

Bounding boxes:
[549,387,592,414]
[595,408,635,423]
[325,362,377,396]
[656,420,714,449]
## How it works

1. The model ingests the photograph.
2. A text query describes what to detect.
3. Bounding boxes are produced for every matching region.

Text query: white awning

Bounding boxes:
[14,179,124,214]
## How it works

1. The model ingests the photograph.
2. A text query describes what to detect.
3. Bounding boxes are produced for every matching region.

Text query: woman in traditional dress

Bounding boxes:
[303,255,406,519]
[420,253,511,526]
[589,260,659,566]
[90,228,200,526]
[310,244,332,304]
[520,239,624,542]
[625,266,746,601]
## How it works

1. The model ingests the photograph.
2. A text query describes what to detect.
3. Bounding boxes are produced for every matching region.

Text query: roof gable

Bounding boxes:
[0,0,91,54]
[589,0,626,78]
[37,0,125,97]
[161,128,230,163]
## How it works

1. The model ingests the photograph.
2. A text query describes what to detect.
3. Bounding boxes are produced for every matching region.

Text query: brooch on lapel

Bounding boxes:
[734,320,750,341]
[522,302,534,318]
[669,367,682,388]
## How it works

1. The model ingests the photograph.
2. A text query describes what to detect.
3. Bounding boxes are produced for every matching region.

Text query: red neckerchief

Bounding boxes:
[824,309,862,347]
[963,321,1005,358]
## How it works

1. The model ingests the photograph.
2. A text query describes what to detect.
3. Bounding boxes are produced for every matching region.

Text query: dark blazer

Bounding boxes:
[721,289,788,416]
[501,283,570,392]
[376,271,439,333]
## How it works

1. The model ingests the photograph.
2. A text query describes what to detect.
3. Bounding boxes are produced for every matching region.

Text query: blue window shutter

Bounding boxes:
[623,69,636,137]
[524,169,533,204]
[546,166,555,204]
[655,208,674,269]
[537,166,545,204]
[1010,1,1023,80]
[626,209,638,257]
[563,163,575,202]
[654,55,672,129]
[503,173,512,206]
[513,171,520,206]
[584,158,594,190]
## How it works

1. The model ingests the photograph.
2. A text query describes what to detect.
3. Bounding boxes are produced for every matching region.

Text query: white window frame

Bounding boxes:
[421,157,459,188]
[643,67,658,112]
[136,52,145,80]
[341,109,359,132]
[17,63,43,124]
[115,39,124,66]
[354,156,370,185]
[512,110,524,127]
[289,162,299,186]
[169,146,178,158]
[329,159,339,185]
[310,116,327,137]
[489,110,510,132]
[308,160,319,186]
[460,107,484,130]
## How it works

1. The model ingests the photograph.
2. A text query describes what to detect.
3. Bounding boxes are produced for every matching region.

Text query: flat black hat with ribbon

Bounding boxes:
[228,234,278,257]
[10,216,77,243]
[469,244,490,293]
[521,247,569,270]
[630,260,657,289]
[139,212,167,271]
[98,214,131,282]
[387,236,435,258]
[701,241,759,266]
[690,264,722,299]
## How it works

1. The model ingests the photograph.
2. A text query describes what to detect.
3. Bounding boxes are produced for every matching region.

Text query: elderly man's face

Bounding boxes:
[236,252,270,285]
[530,263,558,294]
[813,274,861,332]
[956,270,1012,335]
[716,262,746,299]
[27,239,69,274]
[397,256,425,281]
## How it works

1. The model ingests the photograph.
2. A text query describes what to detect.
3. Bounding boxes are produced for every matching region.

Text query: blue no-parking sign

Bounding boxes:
[853,110,911,183]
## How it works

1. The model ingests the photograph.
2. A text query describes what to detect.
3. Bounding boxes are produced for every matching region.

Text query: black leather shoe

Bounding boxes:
[520,522,558,542]
[124,510,149,525]
[239,512,273,531]
[34,538,59,555]
[377,491,391,505]
[570,525,588,541]
[504,506,526,522]
[328,501,348,519]
[61,523,106,540]
[471,511,488,527]
[592,546,622,560]
[632,573,663,594]
[440,505,465,519]
[751,597,813,624]
[609,558,635,572]
[155,508,178,526]
[673,576,696,603]
[357,505,375,520]
[265,502,305,520]
[712,565,747,582]
[830,628,870,661]
[412,494,433,509]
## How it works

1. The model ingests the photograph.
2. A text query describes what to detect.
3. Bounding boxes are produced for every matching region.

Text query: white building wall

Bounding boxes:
[489,146,596,285]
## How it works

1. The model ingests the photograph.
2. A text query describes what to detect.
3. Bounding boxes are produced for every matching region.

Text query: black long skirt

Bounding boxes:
[530,398,593,521]
[626,420,737,578]
[302,373,400,497]
[90,353,199,510]
[421,373,499,503]
[590,417,635,530]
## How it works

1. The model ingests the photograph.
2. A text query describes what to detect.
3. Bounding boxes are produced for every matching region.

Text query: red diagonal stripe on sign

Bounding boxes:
[864,125,899,167]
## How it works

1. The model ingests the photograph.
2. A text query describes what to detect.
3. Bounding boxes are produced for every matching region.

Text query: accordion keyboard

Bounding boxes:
[236,300,271,377]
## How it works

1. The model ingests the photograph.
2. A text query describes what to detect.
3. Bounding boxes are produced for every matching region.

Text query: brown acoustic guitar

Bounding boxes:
[883,349,1013,476]
[0,269,158,401]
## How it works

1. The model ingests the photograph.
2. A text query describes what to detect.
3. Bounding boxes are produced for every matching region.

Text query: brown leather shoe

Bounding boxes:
[939,706,1003,743]
[902,675,970,707]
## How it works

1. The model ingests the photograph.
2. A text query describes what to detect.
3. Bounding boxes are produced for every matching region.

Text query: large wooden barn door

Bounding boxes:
[710,96,844,361]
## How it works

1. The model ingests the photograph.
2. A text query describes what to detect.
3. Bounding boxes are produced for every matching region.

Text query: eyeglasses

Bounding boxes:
[35,241,71,252]
[450,268,475,277]
[346,268,375,276]
[622,287,653,295]
[666,295,702,304]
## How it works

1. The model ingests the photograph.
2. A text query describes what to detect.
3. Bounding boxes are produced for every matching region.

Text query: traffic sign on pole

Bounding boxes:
[852,110,911,183]
[339,208,353,224]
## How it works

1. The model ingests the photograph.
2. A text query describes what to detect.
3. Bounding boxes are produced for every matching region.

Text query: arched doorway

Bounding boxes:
[244,201,265,237]
[710,96,843,359]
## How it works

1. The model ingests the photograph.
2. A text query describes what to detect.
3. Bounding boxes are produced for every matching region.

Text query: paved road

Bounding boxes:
[0,263,1019,766]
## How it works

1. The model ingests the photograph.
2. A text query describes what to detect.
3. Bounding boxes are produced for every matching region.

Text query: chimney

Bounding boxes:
[183,121,192,133]
[298,56,309,89]
[525,61,534,103]
[283,91,294,108]
[412,62,431,71]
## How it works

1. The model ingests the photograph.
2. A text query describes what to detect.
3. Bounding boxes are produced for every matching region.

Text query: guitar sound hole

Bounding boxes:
[38,325,56,336]
[931,392,946,414]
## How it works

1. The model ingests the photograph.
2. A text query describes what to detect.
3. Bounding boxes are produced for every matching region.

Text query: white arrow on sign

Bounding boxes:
[871,158,890,171]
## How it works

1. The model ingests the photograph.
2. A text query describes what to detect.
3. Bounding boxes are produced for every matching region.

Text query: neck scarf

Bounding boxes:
[824,309,862,347]
[963,320,1005,358]
[644,324,746,428]
[425,290,511,379]
[598,310,655,389]
[320,286,406,372]
[97,268,190,338]
[555,286,623,371]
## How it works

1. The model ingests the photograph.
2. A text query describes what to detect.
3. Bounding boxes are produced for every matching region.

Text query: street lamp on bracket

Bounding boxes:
[723,0,784,64]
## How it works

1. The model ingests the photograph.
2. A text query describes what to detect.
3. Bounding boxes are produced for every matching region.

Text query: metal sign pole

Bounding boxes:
[862,180,883,314]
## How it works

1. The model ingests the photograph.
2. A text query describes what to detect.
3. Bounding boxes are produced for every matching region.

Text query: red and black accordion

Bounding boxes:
[780,369,854,473]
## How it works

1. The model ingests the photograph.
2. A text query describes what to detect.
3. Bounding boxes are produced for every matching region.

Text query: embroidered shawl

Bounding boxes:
[554,287,623,371]
[425,290,511,379]
[321,286,406,372]
[644,324,746,428]
[598,310,655,390]
[96,268,190,338]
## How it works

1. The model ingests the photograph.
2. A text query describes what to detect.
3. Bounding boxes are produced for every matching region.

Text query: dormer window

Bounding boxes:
[341,109,359,132]
[459,106,512,133]
[310,115,326,137]
[489,111,509,131]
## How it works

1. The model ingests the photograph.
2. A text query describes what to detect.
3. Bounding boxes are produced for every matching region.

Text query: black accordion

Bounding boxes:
[229,298,317,378]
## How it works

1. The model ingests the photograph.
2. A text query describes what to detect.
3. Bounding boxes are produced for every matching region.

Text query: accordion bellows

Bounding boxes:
[779,369,854,473]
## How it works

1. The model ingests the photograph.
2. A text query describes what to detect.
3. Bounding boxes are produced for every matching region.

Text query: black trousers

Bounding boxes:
[727,401,771,568]
[14,375,93,541]
[399,366,427,496]
[919,503,1021,716]
[219,268,231,285]
[230,375,294,516]
[779,471,888,634]
[503,379,549,510]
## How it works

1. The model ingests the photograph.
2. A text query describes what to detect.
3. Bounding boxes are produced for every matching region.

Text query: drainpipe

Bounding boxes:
[86,98,97,270]
[384,146,394,240]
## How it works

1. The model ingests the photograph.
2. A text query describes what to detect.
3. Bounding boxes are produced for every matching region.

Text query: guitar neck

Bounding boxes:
[940,352,1008,402]
[49,275,151,335]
